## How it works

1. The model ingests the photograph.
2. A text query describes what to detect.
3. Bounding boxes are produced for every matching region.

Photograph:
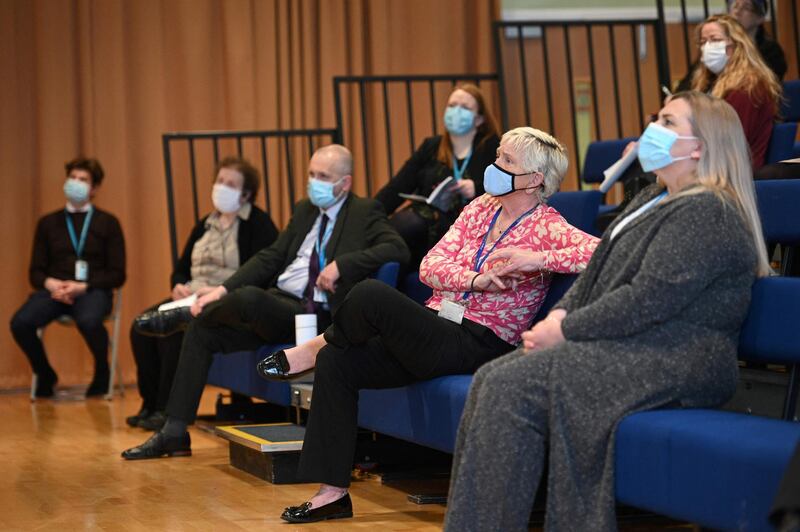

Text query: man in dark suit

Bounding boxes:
[122,144,409,460]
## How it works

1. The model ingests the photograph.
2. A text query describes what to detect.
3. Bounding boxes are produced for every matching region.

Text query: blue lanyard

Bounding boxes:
[65,207,94,259]
[463,205,537,300]
[314,215,335,270]
[452,150,473,181]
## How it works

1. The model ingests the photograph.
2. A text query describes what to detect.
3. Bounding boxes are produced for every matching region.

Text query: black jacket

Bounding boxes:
[171,205,279,287]
[222,194,409,313]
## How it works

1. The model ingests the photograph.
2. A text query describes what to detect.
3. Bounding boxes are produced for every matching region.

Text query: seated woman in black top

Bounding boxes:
[375,83,500,268]
[126,157,278,430]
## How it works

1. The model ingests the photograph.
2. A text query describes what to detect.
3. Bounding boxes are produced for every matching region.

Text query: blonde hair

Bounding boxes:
[671,91,770,277]
[500,127,568,200]
[691,14,781,114]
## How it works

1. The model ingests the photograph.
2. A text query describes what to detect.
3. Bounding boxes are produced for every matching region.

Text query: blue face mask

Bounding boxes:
[308,177,344,209]
[64,178,90,204]
[444,106,476,136]
[483,163,537,197]
[637,122,698,172]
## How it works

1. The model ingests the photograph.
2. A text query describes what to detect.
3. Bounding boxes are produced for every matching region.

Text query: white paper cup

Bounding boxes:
[295,314,318,345]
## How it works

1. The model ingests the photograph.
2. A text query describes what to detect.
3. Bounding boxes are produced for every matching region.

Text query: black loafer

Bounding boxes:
[126,407,152,427]
[256,350,313,381]
[134,307,192,337]
[281,493,353,523]
[121,431,191,460]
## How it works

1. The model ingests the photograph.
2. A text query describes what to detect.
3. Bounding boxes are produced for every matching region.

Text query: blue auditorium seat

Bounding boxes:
[581,137,638,184]
[755,179,800,247]
[765,122,798,164]
[780,80,800,122]
[547,190,603,236]
[616,277,800,531]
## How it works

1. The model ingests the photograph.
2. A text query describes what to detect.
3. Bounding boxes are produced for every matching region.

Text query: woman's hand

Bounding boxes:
[450,179,476,200]
[522,310,566,351]
[191,285,227,317]
[172,283,193,301]
[471,271,508,292]
[489,248,547,277]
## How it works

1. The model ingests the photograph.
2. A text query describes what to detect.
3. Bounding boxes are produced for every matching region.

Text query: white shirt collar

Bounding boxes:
[66,202,92,213]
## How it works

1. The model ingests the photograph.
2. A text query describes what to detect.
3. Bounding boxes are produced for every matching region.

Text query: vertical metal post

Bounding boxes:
[405,80,416,151]
[541,26,555,134]
[608,24,624,139]
[382,80,394,179]
[188,139,200,223]
[260,136,271,213]
[359,81,372,197]
[654,0,672,99]
[680,0,691,69]
[586,23,601,141]
[333,77,345,147]
[428,80,438,136]
[283,135,296,208]
[517,23,532,126]
[563,24,582,183]
[493,21,510,130]
[162,135,179,269]
[631,25,646,129]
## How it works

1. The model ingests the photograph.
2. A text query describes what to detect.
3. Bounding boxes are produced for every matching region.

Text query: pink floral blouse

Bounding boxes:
[420,194,599,345]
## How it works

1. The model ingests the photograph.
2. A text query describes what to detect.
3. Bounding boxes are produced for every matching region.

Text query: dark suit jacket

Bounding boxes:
[222,194,409,312]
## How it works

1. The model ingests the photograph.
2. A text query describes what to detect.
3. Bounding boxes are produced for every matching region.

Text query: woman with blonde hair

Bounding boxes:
[444,91,769,531]
[689,14,782,170]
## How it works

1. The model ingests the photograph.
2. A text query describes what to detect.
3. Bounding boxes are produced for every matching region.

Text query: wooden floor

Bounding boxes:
[0,386,692,531]
[0,386,449,531]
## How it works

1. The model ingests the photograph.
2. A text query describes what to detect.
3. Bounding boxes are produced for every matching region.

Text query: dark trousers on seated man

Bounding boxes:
[11,289,112,392]
[166,286,330,424]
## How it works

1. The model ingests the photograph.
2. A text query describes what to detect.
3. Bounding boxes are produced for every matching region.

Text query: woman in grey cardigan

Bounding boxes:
[444,91,771,531]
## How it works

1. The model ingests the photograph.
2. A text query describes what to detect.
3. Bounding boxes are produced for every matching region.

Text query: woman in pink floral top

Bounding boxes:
[257,127,600,524]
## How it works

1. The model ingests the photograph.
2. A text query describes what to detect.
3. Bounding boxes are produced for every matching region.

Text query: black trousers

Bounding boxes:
[296,279,514,488]
[10,289,112,378]
[130,300,184,412]
[165,286,330,423]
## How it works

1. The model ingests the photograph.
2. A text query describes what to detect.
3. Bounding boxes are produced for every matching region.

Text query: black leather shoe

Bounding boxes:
[134,307,192,337]
[138,411,167,431]
[126,407,152,427]
[35,372,58,398]
[281,493,353,523]
[86,370,110,397]
[256,350,313,381]
[121,431,191,460]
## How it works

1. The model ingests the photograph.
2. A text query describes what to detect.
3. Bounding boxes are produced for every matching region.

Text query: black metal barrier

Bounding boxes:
[494,18,670,185]
[161,128,338,268]
[333,74,499,197]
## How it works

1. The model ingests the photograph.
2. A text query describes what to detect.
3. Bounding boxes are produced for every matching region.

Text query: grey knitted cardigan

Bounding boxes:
[445,184,758,531]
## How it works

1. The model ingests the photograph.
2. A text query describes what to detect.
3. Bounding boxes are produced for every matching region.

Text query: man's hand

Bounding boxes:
[316,261,340,293]
[172,283,193,301]
[191,285,227,317]
[522,310,566,351]
[450,179,476,200]
[61,281,88,299]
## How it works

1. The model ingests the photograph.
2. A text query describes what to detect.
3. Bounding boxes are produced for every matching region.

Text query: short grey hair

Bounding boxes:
[314,144,353,177]
[500,127,568,200]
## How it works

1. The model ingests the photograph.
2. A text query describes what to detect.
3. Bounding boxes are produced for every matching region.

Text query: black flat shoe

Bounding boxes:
[126,407,152,427]
[134,307,192,337]
[255,350,313,381]
[121,431,191,460]
[138,411,167,431]
[35,372,58,398]
[281,493,353,523]
[86,370,110,397]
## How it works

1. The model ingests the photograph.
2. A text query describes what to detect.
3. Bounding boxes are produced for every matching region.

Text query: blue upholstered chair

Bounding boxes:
[780,80,800,122]
[547,190,603,236]
[580,137,638,185]
[766,122,798,164]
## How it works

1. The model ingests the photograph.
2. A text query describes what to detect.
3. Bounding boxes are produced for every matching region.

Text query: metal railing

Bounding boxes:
[333,74,500,197]
[161,128,339,268]
[494,18,670,186]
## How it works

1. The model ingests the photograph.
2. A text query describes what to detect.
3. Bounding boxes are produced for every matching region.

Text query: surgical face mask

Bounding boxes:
[701,41,729,74]
[64,178,90,204]
[483,163,537,197]
[308,177,345,209]
[637,122,698,172]
[444,106,476,136]
[212,183,242,213]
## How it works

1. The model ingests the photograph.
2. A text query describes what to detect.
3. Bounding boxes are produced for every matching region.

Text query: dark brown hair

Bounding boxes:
[65,157,104,186]
[215,156,261,202]
[436,83,501,168]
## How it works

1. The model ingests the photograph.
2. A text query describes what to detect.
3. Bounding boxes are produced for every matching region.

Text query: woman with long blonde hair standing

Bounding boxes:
[690,14,782,170]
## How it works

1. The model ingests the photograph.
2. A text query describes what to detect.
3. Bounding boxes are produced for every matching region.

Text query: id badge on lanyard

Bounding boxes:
[66,207,94,282]
[438,299,466,324]
[75,260,89,281]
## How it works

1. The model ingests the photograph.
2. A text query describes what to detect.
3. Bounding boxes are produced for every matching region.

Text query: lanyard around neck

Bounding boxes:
[65,206,94,258]
[452,149,473,181]
[462,204,538,300]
